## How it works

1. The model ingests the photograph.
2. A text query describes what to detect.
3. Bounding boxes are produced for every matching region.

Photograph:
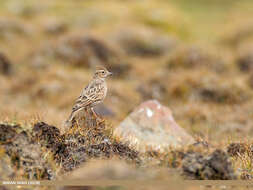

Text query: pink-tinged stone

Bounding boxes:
[114,100,195,152]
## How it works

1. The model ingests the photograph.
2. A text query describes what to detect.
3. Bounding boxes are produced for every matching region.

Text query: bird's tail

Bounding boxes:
[67,110,75,123]
[63,110,76,130]
[64,107,85,127]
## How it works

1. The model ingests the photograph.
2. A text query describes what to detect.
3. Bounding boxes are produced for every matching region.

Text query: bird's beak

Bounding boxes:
[108,72,113,76]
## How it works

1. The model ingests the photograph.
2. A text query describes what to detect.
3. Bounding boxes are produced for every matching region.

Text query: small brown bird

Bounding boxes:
[66,67,112,124]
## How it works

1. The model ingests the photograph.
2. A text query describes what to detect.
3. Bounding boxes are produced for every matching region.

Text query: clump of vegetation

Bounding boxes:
[182,149,237,180]
[0,123,55,180]
[166,46,227,73]
[114,29,177,57]
[33,108,140,172]
[227,142,253,179]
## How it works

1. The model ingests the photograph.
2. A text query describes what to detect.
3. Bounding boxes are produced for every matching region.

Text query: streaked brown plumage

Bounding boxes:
[66,67,112,124]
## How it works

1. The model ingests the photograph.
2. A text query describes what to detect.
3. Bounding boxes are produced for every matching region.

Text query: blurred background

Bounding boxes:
[1,0,253,144]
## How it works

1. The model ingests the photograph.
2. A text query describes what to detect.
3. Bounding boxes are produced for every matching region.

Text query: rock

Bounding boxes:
[114,100,195,152]
[0,52,12,75]
[182,149,237,180]
[114,29,177,57]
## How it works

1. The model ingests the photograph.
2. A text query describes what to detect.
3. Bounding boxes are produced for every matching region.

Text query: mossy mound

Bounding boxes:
[33,108,140,172]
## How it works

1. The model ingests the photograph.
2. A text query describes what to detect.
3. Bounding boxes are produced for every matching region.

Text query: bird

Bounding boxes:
[66,67,112,126]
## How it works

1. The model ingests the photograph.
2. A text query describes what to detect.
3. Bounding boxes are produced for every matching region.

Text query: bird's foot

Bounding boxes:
[96,117,105,125]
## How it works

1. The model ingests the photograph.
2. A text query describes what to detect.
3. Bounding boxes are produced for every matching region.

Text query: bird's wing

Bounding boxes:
[72,82,103,112]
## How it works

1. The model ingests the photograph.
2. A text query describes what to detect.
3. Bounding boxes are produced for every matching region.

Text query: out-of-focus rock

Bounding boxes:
[167,46,227,72]
[114,100,195,152]
[0,52,12,75]
[182,149,237,180]
[113,29,177,57]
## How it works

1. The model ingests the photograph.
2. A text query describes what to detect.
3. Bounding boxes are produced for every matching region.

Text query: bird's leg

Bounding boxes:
[91,107,105,124]
[76,118,85,136]
[91,107,99,118]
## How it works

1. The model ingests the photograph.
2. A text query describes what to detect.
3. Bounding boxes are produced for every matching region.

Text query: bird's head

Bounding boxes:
[93,67,112,79]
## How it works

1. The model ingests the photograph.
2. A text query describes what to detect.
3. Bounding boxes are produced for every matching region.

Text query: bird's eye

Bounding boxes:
[102,71,105,74]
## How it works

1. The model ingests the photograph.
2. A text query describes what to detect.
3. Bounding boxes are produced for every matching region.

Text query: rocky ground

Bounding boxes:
[1,0,253,189]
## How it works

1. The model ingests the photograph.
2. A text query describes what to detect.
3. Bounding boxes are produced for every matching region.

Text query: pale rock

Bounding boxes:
[114,100,195,152]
